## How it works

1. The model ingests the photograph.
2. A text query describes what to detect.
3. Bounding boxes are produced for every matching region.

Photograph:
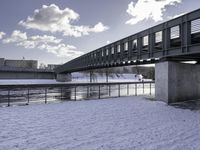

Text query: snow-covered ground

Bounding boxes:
[0,79,59,85]
[0,96,200,150]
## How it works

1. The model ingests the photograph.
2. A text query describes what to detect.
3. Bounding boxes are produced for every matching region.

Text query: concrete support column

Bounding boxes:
[155,61,200,103]
[56,73,72,82]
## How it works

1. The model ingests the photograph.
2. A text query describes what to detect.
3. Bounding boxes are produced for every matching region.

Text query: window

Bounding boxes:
[117,45,121,53]
[124,42,128,51]
[143,36,149,46]
[191,18,200,34]
[191,18,200,44]
[102,50,104,57]
[132,39,137,49]
[111,47,114,54]
[170,26,180,39]
[155,31,162,43]
[106,49,109,56]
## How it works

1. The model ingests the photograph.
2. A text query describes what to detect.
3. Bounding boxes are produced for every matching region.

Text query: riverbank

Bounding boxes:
[0,96,200,150]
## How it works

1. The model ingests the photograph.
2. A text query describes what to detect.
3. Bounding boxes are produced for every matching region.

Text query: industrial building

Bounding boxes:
[0,58,38,69]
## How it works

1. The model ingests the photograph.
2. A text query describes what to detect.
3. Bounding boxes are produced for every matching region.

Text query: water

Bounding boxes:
[0,83,155,107]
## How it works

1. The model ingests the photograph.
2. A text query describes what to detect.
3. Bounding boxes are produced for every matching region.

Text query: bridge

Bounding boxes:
[55,8,200,104]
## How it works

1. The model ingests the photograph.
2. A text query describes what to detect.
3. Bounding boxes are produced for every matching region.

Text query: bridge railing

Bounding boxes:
[0,81,155,107]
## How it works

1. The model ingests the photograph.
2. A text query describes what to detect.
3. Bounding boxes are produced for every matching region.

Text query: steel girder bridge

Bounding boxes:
[55,8,200,74]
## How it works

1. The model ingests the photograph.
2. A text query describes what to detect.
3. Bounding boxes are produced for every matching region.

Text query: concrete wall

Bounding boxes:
[156,61,200,103]
[155,62,169,103]
[0,72,55,79]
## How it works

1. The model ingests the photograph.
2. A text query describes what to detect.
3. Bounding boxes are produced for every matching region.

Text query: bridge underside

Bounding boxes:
[57,59,158,74]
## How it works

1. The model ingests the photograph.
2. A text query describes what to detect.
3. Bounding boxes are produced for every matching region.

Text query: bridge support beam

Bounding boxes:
[155,61,200,103]
[56,73,72,82]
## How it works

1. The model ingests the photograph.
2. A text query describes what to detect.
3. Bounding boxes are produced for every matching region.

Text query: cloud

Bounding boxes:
[3,30,27,43]
[19,4,109,37]
[126,0,182,25]
[38,43,83,57]
[2,30,83,58]
[0,32,6,39]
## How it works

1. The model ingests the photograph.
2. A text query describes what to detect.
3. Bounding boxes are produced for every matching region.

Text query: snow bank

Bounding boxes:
[0,72,150,85]
[0,73,148,85]
[0,96,200,150]
[71,72,146,83]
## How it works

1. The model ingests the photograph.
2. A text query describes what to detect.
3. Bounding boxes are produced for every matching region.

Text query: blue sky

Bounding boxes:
[0,0,199,65]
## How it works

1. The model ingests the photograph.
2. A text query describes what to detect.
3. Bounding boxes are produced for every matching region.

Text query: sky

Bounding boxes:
[0,0,199,65]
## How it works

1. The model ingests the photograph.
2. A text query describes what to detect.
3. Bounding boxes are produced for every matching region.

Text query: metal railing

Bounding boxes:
[0,81,155,107]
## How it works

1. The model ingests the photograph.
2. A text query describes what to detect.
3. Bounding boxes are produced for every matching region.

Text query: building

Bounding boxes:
[0,58,38,69]
[0,58,5,67]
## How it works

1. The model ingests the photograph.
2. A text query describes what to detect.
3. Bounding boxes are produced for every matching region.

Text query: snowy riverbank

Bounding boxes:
[0,73,149,85]
[71,72,145,82]
[0,79,59,85]
[0,96,200,150]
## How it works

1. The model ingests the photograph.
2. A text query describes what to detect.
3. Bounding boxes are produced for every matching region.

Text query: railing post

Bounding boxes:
[87,86,89,99]
[150,82,152,95]
[143,82,144,94]
[135,83,137,96]
[127,84,129,96]
[74,86,77,100]
[60,87,63,100]
[109,85,111,97]
[27,88,30,105]
[90,71,92,83]
[45,88,47,104]
[7,89,10,107]
[98,85,101,99]
[118,84,120,97]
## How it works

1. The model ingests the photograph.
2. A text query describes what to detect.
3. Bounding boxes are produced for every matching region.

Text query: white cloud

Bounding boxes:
[0,32,6,39]
[19,4,109,37]
[2,30,83,58]
[3,30,27,43]
[126,0,182,25]
[38,43,83,58]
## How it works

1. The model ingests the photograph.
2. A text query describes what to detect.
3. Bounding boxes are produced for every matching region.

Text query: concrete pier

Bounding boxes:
[155,61,200,103]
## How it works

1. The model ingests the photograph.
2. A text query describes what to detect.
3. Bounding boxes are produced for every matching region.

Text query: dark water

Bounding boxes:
[0,83,155,106]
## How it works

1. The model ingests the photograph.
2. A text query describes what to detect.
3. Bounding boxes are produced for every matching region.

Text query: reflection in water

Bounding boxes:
[0,83,155,106]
